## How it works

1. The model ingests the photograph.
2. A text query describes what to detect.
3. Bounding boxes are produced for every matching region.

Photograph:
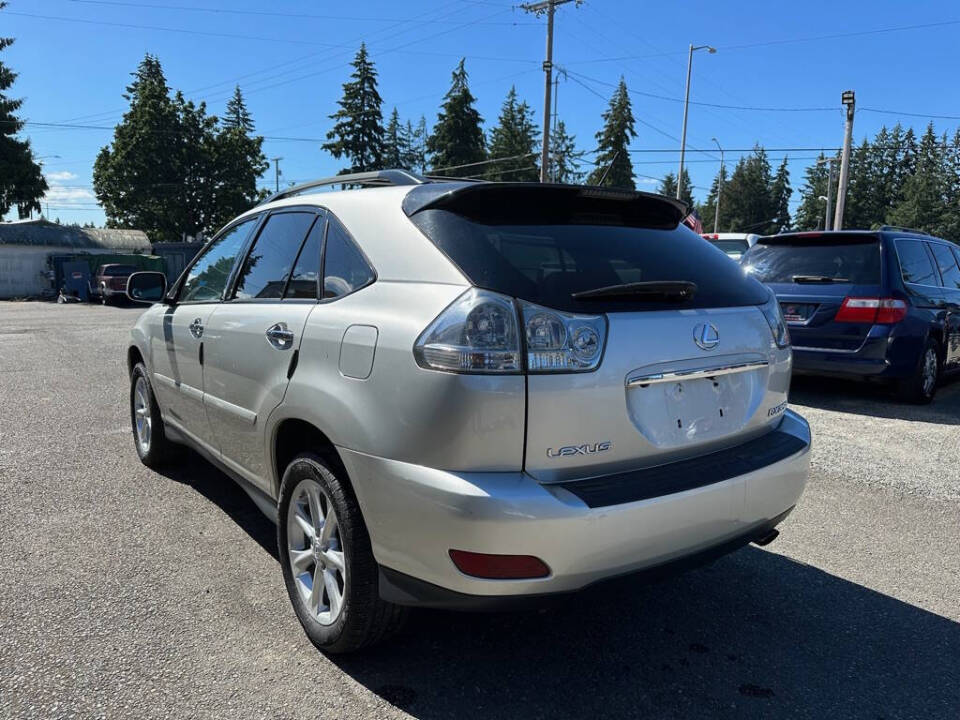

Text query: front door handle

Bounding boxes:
[265,322,295,350]
[189,318,203,338]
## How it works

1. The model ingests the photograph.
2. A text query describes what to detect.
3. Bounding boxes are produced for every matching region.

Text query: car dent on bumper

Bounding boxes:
[338,409,811,603]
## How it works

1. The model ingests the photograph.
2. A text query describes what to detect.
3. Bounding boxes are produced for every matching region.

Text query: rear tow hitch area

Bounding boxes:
[752,529,780,547]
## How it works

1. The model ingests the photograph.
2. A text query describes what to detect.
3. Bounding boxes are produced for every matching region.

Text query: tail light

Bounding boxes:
[760,291,790,348]
[414,289,607,374]
[835,297,907,324]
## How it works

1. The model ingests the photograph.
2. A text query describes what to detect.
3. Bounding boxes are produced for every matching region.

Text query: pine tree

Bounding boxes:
[0,2,48,218]
[699,164,728,232]
[427,59,486,177]
[382,107,407,169]
[323,44,384,174]
[888,122,947,232]
[404,116,428,173]
[93,54,185,240]
[549,119,582,184]
[722,145,774,233]
[223,85,254,133]
[769,157,792,231]
[486,86,539,182]
[212,86,267,230]
[794,154,830,230]
[659,169,693,206]
[174,92,218,237]
[586,78,636,189]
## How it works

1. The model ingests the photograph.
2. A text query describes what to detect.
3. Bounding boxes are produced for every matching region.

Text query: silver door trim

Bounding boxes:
[626,360,769,387]
[153,372,203,402]
[204,392,258,425]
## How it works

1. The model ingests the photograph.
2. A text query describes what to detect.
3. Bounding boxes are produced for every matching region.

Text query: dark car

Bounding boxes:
[91,263,138,305]
[741,227,960,403]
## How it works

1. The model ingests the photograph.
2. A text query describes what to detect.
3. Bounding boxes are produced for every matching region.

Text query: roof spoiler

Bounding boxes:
[402,182,688,227]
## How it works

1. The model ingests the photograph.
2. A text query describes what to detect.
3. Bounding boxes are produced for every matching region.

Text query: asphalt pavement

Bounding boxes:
[1,302,957,719]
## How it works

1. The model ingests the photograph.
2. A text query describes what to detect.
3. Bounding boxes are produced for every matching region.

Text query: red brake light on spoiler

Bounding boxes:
[835,297,907,324]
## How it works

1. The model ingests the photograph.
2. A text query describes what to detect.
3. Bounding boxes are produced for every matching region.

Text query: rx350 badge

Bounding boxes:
[547,441,612,458]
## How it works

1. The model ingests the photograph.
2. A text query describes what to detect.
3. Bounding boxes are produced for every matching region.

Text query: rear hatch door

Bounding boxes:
[742,233,883,351]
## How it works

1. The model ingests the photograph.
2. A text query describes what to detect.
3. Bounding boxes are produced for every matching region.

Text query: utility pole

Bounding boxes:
[271,156,283,192]
[678,43,716,199]
[825,158,836,230]
[521,0,579,184]
[833,90,855,230]
[711,137,723,233]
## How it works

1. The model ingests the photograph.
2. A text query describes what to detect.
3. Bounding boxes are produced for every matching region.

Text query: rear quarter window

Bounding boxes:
[409,209,767,313]
[895,239,939,286]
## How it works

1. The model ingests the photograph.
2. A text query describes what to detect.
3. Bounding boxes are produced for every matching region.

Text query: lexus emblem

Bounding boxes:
[693,322,719,350]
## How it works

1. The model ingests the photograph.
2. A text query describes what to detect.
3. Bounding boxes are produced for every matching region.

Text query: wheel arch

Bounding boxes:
[127,345,145,377]
[272,418,348,499]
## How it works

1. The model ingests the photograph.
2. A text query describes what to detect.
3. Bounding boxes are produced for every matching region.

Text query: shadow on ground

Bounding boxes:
[165,450,960,719]
[791,372,960,424]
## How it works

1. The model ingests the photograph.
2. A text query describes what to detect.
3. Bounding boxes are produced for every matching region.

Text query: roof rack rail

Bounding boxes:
[877,224,930,236]
[260,169,427,205]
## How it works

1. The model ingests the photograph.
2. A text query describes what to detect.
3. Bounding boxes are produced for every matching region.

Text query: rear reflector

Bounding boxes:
[835,297,907,324]
[448,550,550,579]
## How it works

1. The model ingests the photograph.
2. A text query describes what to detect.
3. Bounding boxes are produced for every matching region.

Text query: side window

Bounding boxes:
[322,218,375,300]
[896,239,939,286]
[179,219,256,303]
[930,243,960,290]
[233,212,317,300]
[284,218,323,300]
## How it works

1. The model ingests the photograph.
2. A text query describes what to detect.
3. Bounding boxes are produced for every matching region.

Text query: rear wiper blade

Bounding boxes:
[792,275,851,283]
[572,280,697,301]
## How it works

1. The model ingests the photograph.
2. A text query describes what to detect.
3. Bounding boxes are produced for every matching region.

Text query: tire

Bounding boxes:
[277,453,407,654]
[101,285,110,306]
[130,362,179,468]
[897,338,940,404]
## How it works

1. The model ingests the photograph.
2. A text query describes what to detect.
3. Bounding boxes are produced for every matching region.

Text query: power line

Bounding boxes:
[860,107,960,121]
[63,0,538,25]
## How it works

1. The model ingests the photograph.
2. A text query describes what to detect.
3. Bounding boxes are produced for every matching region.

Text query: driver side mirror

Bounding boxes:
[126,271,168,304]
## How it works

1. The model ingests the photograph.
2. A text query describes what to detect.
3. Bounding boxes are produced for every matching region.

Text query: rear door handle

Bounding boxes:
[189,318,204,338]
[265,322,295,350]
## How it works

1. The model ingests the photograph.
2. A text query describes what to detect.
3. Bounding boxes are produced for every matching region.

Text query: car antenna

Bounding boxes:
[597,150,620,186]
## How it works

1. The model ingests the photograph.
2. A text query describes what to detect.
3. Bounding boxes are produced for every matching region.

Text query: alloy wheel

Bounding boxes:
[133,376,152,453]
[286,478,347,626]
[922,348,937,397]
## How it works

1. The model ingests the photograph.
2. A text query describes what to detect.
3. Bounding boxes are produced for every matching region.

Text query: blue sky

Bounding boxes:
[4,0,960,227]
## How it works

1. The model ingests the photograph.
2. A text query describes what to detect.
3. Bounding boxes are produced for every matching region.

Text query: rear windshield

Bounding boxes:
[741,238,881,285]
[711,240,749,255]
[103,265,137,276]
[410,209,768,313]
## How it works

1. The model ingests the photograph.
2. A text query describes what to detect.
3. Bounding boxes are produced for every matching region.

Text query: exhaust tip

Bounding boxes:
[752,529,780,547]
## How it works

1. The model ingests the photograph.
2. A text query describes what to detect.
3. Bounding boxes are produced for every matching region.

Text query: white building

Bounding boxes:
[0,220,150,299]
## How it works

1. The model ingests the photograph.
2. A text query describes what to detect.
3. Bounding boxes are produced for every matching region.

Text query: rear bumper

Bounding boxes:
[338,409,811,607]
[792,327,922,380]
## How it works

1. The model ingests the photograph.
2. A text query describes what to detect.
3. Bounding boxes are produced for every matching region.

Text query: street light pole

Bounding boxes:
[270,157,283,193]
[677,43,716,200]
[711,137,723,233]
[834,90,855,230]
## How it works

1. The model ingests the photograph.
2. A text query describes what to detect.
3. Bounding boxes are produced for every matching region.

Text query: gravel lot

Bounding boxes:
[1,302,958,720]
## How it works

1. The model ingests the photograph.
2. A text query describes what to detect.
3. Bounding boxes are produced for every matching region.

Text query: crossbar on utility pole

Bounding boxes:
[522,0,578,183]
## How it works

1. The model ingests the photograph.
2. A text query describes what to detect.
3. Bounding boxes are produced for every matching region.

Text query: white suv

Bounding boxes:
[125,170,811,653]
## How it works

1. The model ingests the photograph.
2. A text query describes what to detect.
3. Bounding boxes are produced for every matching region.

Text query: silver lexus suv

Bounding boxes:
[125,170,811,653]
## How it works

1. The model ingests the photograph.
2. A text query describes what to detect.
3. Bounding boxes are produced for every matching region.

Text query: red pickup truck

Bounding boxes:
[91,264,137,305]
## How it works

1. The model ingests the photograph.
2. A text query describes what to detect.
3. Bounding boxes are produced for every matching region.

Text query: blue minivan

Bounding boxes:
[741,227,960,403]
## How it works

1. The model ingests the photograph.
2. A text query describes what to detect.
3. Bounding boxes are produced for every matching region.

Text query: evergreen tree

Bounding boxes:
[174,92,218,237]
[659,169,693,206]
[223,85,254,133]
[770,156,792,231]
[722,145,775,233]
[323,44,384,174]
[382,107,407,169]
[404,116,428,173]
[888,123,947,232]
[486,86,539,181]
[93,54,185,240]
[699,164,728,232]
[549,119,582,184]
[794,155,831,230]
[0,1,48,218]
[586,77,636,189]
[212,86,267,230]
[427,59,486,177]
